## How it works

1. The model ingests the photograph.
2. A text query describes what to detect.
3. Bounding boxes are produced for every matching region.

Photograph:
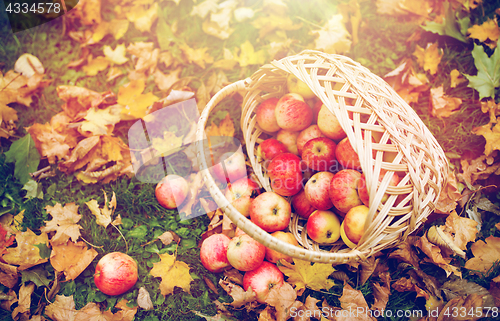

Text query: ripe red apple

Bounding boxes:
[287,74,316,99]
[306,210,341,244]
[341,205,369,245]
[265,231,298,264]
[249,191,291,232]
[276,129,300,155]
[336,137,361,170]
[275,93,313,131]
[243,261,284,303]
[225,178,261,217]
[267,153,303,196]
[226,234,266,271]
[301,137,337,172]
[317,104,347,141]
[212,149,247,183]
[358,169,400,206]
[304,171,335,210]
[200,234,231,273]
[297,125,325,155]
[94,252,138,296]
[256,138,288,161]
[155,174,189,209]
[329,169,363,215]
[291,189,316,219]
[255,97,281,133]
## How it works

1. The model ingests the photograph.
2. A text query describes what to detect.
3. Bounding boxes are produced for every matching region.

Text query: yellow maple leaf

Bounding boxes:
[82,56,110,76]
[180,44,214,69]
[150,252,193,296]
[311,14,352,54]
[2,229,49,270]
[41,203,82,244]
[50,241,98,281]
[93,19,130,42]
[235,41,266,67]
[468,18,500,48]
[450,69,465,88]
[85,191,117,228]
[45,295,78,321]
[278,258,336,292]
[103,44,129,65]
[151,131,184,158]
[80,106,122,136]
[125,2,158,33]
[472,120,500,156]
[413,42,443,75]
[27,122,72,164]
[464,236,500,274]
[117,79,159,120]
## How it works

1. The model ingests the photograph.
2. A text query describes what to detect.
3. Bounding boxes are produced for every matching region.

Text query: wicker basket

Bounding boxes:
[195,50,449,264]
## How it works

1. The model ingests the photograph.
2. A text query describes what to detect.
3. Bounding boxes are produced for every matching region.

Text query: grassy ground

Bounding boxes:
[1,0,500,320]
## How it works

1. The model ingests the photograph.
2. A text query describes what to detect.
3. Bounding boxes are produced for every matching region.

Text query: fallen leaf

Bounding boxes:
[472,121,500,156]
[82,56,110,76]
[151,130,184,157]
[413,42,443,75]
[12,282,35,320]
[180,43,214,69]
[290,295,322,321]
[387,236,420,268]
[85,191,117,228]
[415,233,462,278]
[265,282,297,321]
[71,0,101,26]
[126,2,158,32]
[178,172,205,218]
[371,272,391,311]
[50,240,98,281]
[2,229,49,270]
[80,105,122,136]
[103,44,129,65]
[41,203,82,244]
[464,235,500,275]
[437,294,484,321]
[435,172,462,214]
[44,295,78,321]
[137,287,153,310]
[467,18,500,48]
[441,278,495,308]
[443,210,479,251]
[464,39,500,100]
[337,283,375,320]
[157,231,178,245]
[0,262,18,288]
[154,68,181,92]
[74,300,137,321]
[0,224,15,257]
[56,85,109,120]
[384,59,429,105]
[278,259,336,292]
[14,53,44,78]
[450,69,465,88]
[27,122,72,164]
[311,14,352,54]
[126,42,159,75]
[149,252,193,296]
[219,279,257,308]
[392,276,430,299]
[430,86,462,118]
[117,79,160,119]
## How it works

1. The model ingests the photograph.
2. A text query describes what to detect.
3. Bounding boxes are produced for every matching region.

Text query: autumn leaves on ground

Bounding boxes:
[0,0,500,320]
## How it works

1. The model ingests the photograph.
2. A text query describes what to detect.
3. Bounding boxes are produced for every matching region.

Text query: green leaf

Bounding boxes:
[126,225,148,239]
[34,243,51,259]
[156,7,179,51]
[21,266,52,287]
[421,1,468,43]
[4,134,40,185]
[22,180,43,200]
[464,40,500,99]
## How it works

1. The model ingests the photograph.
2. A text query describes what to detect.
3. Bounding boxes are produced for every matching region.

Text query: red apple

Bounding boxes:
[276,129,300,156]
[275,93,313,131]
[94,252,138,296]
[341,205,369,245]
[155,175,189,209]
[265,231,298,264]
[358,169,400,206]
[234,227,246,237]
[336,137,361,170]
[291,190,316,219]
[287,74,316,99]
[227,234,266,271]
[225,178,261,217]
[297,125,325,155]
[267,153,303,196]
[304,171,335,210]
[200,234,231,273]
[329,169,363,214]
[317,104,347,141]
[243,261,284,303]
[212,149,247,183]
[249,191,291,232]
[257,138,288,161]
[301,137,337,172]
[255,97,281,133]
[306,210,341,244]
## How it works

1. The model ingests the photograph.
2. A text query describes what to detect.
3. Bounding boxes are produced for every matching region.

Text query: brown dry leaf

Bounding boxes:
[85,191,117,228]
[437,294,484,321]
[392,276,429,299]
[290,295,322,321]
[219,279,257,308]
[430,86,462,118]
[311,14,352,54]
[278,259,336,293]
[56,85,109,120]
[126,42,159,76]
[137,287,154,310]
[14,53,44,78]
[79,105,122,136]
[74,300,137,321]
[44,295,78,321]
[125,2,158,33]
[359,256,379,286]
[458,152,500,186]
[0,289,18,311]
[472,121,500,156]
[41,203,82,244]
[467,18,500,48]
[154,68,181,92]
[376,0,432,18]
[180,44,214,69]
[435,172,462,214]
[413,42,443,75]
[384,59,429,105]
[205,70,229,96]
[70,0,101,26]
[443,210,479,251]
[0,262,18,288]
[464,235,500,274]
[12,282,35,320]
[157,231,179,245]
[480,99,500,124]
[415,234,462,278]
[265,282,297,321]
[178,172,205,218]
[109,299,138,321]
[223,269,244,285]
[27,122,73,164]
[337,283,375,321]
[149,253,193,296]
[387,236,420,268]
[371,272,391,312]
[2,229,49,270]
[50,240,98,281]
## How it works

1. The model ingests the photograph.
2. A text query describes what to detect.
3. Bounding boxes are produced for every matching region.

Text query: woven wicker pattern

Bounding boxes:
[196,50,449,264]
